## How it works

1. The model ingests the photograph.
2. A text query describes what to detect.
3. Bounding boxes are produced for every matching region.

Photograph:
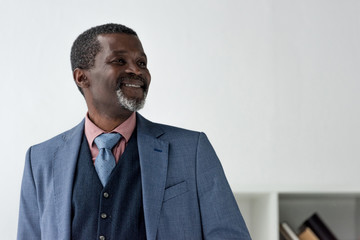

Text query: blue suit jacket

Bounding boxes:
[18,113,251,239]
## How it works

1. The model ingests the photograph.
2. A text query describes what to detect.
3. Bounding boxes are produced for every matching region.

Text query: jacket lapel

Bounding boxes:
[53,120,84,240]
[136,114,169,240]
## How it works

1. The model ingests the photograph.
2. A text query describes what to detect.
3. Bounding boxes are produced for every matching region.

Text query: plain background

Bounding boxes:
[1,0,359,238]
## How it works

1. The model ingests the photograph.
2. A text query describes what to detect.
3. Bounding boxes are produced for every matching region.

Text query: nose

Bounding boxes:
[125,62,142,76]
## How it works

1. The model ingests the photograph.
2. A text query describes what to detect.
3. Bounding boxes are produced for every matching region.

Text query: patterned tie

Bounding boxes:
[94,133,121,186]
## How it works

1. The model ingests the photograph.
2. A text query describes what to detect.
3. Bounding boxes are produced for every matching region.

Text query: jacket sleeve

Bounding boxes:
[17,147,41,240]
[196,133,251,240]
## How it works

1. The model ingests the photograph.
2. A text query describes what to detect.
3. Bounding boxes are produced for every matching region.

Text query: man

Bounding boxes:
[17,23,251,239]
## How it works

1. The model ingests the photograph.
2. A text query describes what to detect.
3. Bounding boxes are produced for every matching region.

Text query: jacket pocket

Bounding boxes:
[163,181,188,202]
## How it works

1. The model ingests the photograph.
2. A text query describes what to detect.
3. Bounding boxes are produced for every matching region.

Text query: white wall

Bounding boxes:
[1,0,359,237]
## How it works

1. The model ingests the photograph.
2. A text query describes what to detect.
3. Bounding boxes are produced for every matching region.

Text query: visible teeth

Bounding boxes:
[125,84,141,88]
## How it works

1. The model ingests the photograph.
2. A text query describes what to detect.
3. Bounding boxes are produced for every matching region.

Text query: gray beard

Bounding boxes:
[116,88,146,112]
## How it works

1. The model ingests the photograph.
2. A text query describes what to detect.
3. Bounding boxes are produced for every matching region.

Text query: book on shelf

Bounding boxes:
[300,213,338,240]
[298,227,319,240]
[280,222,299,240]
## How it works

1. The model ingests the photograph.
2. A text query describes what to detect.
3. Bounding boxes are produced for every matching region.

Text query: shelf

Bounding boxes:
[234,191,360,240]
[279,193,360,240]
[235,192,278,240]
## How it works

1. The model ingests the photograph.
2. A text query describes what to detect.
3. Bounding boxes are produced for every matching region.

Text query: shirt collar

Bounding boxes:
[84,112,137,147]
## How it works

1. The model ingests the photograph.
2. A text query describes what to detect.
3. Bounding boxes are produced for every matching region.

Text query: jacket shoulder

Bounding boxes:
[137,113,202,141]
[29,120,84,159]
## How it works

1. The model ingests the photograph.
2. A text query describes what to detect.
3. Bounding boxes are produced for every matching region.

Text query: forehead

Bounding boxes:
[96,33,145,54]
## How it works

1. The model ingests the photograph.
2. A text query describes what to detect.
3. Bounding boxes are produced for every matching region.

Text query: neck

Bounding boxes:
[88,110,133,132]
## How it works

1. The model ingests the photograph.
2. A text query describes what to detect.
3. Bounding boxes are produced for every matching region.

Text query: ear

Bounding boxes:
[73,68,90,90]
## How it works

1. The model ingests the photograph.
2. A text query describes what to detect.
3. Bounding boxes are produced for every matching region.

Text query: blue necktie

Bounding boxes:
[94,133,121,187]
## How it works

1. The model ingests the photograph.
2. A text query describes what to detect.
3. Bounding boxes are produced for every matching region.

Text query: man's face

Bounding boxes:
[84,33,151,116]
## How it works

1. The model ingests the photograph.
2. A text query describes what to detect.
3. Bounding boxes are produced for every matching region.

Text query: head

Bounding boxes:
[71,23,151,116]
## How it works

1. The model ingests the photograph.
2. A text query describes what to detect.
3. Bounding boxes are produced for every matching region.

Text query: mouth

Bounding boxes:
[123,83,142,88]
[117,76,148,91]
[120,82,146,93]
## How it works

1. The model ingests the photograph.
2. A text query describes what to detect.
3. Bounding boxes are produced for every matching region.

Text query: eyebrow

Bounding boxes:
[112,50,147,59]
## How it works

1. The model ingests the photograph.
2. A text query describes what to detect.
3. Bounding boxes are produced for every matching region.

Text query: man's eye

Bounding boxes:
[113,59,125,64]
[138,61,147,68]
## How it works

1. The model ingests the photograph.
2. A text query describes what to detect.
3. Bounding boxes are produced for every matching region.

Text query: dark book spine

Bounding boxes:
[303,213,338,240]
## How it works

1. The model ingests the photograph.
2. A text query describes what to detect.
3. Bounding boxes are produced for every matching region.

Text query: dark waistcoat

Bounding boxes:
[71,131,146,240]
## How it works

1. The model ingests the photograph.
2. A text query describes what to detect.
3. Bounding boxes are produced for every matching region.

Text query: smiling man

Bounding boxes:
[17,23,251,240]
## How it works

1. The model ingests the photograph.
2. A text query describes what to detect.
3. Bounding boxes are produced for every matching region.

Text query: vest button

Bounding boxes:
[103,192,109,198]
[99,236,105,240]
[101,213,107,219]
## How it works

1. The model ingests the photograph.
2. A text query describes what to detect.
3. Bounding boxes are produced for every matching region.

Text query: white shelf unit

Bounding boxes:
[235,191,360,240]
[235,192,279,240]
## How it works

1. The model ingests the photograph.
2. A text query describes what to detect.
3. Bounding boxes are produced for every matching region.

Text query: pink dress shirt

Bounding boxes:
[84,112,136,164]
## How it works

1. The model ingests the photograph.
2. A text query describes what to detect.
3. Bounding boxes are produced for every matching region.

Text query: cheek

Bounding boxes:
[94,75,118,90]
[91,81,117,98]
[145,71,151,85]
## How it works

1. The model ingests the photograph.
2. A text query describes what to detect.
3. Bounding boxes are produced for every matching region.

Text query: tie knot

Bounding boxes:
[94,133,121,150]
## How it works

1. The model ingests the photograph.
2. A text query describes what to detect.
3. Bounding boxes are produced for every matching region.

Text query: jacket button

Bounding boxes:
[103,192,109,198]
[99,236,105,240]
[101,213,107,219]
